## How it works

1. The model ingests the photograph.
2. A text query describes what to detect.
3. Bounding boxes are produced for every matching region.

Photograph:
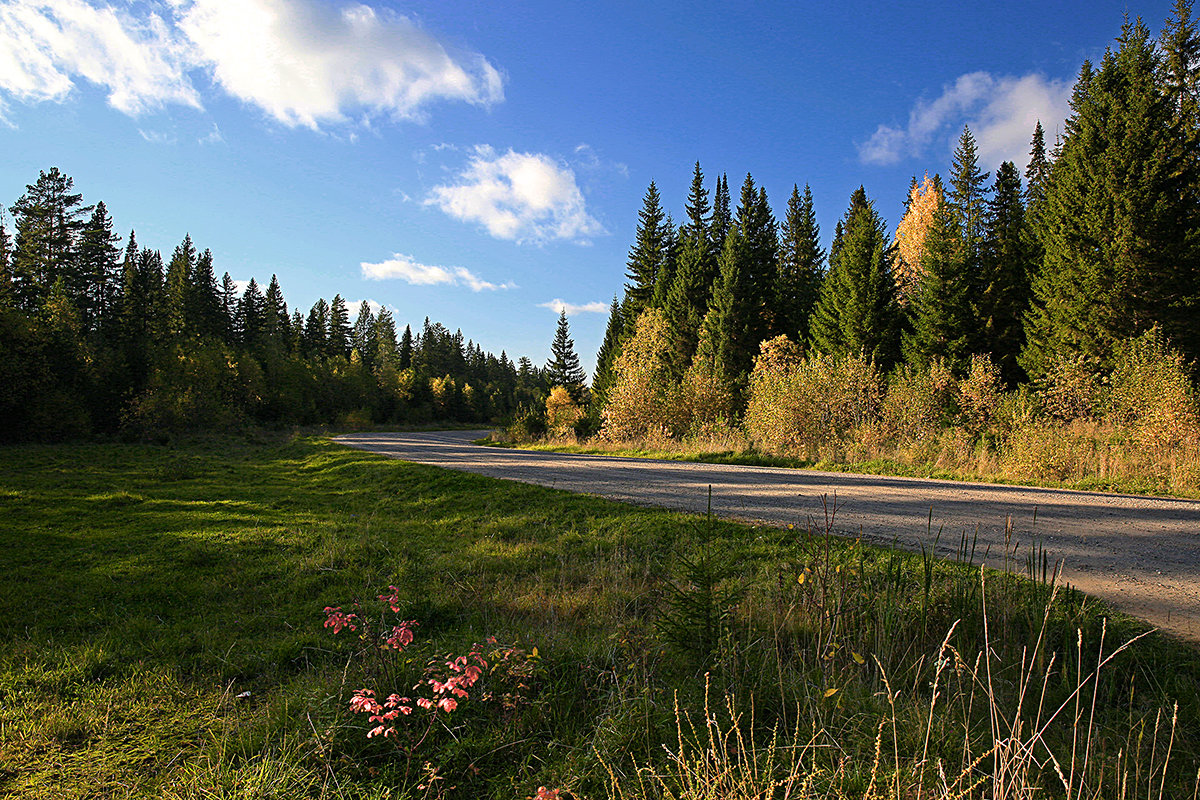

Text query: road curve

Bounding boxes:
[335,430,1200,643]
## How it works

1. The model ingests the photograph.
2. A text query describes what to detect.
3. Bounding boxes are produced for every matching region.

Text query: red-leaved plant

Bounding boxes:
[323,584,544,788]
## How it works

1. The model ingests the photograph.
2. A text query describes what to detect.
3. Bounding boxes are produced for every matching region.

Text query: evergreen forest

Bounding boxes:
[578,12,1200,496]
[0,170,560,442]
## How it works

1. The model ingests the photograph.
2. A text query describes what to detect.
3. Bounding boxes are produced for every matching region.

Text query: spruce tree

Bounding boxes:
[663,163,717,378]
[947,126,991,299]
[623,181,669,333]
[303,299,329,356]
[902,195,972,371]
[75,201,120,330]
[774,184,824,341]
[238,278,266,347]
[0,221,12,309]
[351,300,377,368]
[711,174,732,252]
[192,249,224,339]
[707,184,762,407]
[398,324,413,369]
[1023,19,1200,372]
[545,310,587,402]
[1161,0,1200,127]
[374,308,399,371]
[1024,122,1051,211]
[651,214,680,308]
[591,296,624,408]
[979,161,1031,382]
[220,272,239,342]
[807,187,901,367]
[163,234,196,338]
[328,294,351,359]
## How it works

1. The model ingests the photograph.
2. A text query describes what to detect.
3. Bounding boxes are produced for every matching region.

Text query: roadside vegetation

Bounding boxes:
[499,325,1200,498]
[3,434,1199,797]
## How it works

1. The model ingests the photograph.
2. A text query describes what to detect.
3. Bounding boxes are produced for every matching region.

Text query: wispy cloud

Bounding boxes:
[858,71,1073,170]
[198,121,222,144]
[426,145,604,244]
[0,0,503,129]
[361,253,515,291]
[538,298,608,315]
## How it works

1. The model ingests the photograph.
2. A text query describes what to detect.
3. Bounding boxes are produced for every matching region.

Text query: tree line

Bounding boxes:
[0,170,564,441]
[590,9,1200,438]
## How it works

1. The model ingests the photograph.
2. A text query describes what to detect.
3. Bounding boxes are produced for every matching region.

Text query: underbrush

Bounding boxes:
[505,328,1200,497]
[1,436,1197,797]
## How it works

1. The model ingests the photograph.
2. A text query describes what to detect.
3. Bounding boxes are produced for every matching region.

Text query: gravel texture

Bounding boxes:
[336,430,1200,644]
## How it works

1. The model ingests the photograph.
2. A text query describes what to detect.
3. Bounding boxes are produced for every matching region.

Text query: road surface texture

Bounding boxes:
[336,430,1200,644]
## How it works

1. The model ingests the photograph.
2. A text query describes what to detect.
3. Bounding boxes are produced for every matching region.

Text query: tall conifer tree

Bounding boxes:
[1023,19,1200,372]
[546,310,587,402]
[327,295,351,359]
[623,181,668,333]
[979,162,1032,381]
[807,187,901,367]
[774,184,824,341]
[663,163,717,378]
[902,196,971,371]
[591,296,624,408]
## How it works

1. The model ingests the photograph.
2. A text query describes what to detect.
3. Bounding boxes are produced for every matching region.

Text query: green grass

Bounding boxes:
[1,434,1198,798]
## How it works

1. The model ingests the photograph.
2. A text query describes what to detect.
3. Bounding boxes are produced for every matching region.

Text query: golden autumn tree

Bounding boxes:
[545,385,584,437]
[893,173,942,304]
[601,308,677,439]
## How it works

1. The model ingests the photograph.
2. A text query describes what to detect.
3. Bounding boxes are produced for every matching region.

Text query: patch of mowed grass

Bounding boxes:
[1,435,1198,798]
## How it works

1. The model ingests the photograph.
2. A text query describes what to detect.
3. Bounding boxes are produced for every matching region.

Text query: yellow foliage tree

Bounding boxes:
[893,174,941,304]
[545,385,584,437]
[602,308,678,439]
[678,312,735,435]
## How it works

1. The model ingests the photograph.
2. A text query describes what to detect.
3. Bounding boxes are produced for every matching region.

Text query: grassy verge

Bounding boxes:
[1,434,1198,798]
[484,435,1198,498]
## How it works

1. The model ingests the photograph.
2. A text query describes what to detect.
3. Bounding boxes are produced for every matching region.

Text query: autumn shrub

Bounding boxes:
[1036,353,1106,422]
[744,338,882,455]
[1106,326,1199,451]
[877,357,957,443]
[958,354,1004,433]
[602,309,678,440]
[545,385,584,438]
[677,318,735,434]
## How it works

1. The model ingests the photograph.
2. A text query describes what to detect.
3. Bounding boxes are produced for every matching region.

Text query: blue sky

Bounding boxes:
[0,0,1175,373]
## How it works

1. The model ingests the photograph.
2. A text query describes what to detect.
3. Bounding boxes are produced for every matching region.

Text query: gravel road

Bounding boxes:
[336,430,1200,644]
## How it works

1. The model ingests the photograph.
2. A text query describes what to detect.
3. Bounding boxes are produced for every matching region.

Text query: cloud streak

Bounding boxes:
[858,71,1073,170]
[427,146,604,244]
[361,253,515,291]
[0,0,503,128]
[538,298,608,316]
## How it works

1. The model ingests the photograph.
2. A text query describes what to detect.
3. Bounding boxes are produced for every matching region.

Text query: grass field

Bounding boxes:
[1,433,1198,798]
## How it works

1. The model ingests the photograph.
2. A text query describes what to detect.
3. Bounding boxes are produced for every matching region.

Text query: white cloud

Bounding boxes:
[345,298,388,318]
[0,0,199,119]
[539,298,608,316]
[177,0,503,129]
[360,253,515,291]
[0,0,502,129]
[858,71,1073,170]
[426,145,604,244]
